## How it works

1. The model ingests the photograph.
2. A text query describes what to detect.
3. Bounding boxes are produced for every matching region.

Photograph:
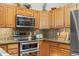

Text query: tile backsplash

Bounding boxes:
[39,29,58,39]
[39,28,67,39]
[0,28,13,40]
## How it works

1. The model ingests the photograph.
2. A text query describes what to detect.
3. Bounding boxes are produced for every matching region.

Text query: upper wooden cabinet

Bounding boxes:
[5,5,16,28]
[50,10,55,28]
[0,4,16,28]
[17,7,25,15]
[39,11,50,29]
[0,4,5,27]
[25,9,34,16]
[55,7,64,28]
[33,10,40,28]
[76,4,79,9]
[17,7,34,17]
[64,4,77,27]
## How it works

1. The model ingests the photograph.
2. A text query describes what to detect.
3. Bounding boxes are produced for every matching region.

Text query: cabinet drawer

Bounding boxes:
[8,49,18,54]
[50,46,57,50]
[59,48,70,56]
[8,44,18,49]
[59,44,70,49]
[49,42,58,47]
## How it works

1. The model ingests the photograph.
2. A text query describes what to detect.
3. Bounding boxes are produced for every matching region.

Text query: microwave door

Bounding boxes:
[16,15,35,28]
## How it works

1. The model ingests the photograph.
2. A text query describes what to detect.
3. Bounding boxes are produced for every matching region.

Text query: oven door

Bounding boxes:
[20,42,38,52]
[20,43,30,52]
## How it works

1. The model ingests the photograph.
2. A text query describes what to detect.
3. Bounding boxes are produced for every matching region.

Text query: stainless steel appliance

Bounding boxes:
[13,29,39,56]
[13,30,36,41]
[20,41,39,56]
[16,15,35,28]
[70,10,79,55]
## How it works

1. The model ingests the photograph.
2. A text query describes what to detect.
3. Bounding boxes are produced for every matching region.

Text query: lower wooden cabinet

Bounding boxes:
[7,44,19,49]
[0,44,7,52]
[39,40,49,56]
[0,43,19,56]
[49,45,59,56]
[59,48,70,56]
[8,49,19,56]
[39,40,70,56]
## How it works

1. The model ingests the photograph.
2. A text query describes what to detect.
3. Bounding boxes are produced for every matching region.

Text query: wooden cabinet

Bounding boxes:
[7,43,19,56]
[17,7,34,16]
[39,40,70,56]
[39,11,50,29]
[64,4,76,27]
[0,4,16,28]
[17,7,25,15]
[7,43,19,49]
[39,40,49,56]
[49,45,59,56]
[25,9,34,16]
[33,10,40,28]
[49,42,70,56]
[50,10,55,28]
[76,3,79,9]
[0,44,7,52]
[5,5,16,28]
[55,7,64,28]
[0,4,5,27]
[59,48,70,56]
[0,43,19,56]
[58,43,71,56]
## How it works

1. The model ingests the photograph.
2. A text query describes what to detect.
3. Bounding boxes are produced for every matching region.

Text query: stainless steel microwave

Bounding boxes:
[16,15,35,28]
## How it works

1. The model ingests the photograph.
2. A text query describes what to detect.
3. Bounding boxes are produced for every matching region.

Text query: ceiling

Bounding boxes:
[30,3,68,10]
[7,3,68,10]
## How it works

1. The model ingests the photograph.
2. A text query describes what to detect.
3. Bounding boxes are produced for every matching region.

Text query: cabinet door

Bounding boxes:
[7,43,19,49]
[51,10,55,28]
[17,7,25,15]
[0,45,7,52]
[8,49,19,56]
[49,45,59,56]
[39,11,50,29]
[0,4,5,27]
[5,5,16,28]
[59,48,70,56]
[7,43,19,56]
[64,4,76,27]
[33,10,40,28]
[76,3,79,9]
[25,9,34,16]
[55,7,64,28]
[39,41,49,56]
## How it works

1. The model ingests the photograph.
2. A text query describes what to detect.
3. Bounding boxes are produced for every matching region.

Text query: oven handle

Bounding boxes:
[21,42,38,45]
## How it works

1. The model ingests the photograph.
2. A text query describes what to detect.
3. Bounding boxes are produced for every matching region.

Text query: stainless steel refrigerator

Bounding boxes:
[70,10,79,55]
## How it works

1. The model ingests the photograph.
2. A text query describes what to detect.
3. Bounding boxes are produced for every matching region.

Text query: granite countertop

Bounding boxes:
[40,38,70,44]
[0,39,19,44]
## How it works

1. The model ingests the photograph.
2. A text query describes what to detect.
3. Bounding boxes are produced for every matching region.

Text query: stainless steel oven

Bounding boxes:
[20,41,39,56]
[16,15,35,28]
[21,50,38,56]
